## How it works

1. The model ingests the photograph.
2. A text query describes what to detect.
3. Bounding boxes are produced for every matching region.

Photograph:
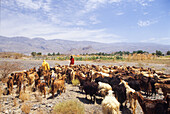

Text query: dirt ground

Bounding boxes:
[0,59,168,114]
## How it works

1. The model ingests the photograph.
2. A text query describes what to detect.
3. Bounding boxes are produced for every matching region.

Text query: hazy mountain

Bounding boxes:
[0,36,170,55]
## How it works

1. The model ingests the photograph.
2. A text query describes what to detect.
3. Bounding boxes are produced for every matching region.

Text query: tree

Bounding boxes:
[31,52,36,56]
[152,53,156,55]
[52,52,55,56]
[56,52,60,55]
[137,50,144,54]
[37,52,42,56]
[167,51,170,55]
[156,50,163,56]
[48,53,52,56]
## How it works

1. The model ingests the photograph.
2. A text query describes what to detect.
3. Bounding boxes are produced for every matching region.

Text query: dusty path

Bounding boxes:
[0,58,170,73]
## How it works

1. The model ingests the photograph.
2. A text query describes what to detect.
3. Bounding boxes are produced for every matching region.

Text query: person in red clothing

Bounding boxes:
[70,55,74,66]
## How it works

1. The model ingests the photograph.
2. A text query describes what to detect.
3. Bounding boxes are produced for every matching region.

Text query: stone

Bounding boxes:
[3,110,8,114]
[47,104,53,107]
[32,104,39,110]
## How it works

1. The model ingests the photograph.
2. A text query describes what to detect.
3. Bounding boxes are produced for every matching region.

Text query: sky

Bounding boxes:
[0,0,170,44]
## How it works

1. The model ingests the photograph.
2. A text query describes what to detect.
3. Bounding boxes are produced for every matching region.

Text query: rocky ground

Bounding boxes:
[0,59,168,114]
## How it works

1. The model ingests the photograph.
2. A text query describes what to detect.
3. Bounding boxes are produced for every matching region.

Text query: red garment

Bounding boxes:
[70,58,74,65]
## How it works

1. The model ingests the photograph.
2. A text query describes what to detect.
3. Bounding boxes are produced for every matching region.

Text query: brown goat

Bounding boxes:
[137,92,168,114]
[155,83,170,97]
[7,76,14,94]
[43,71,51,87]
[51,79,65,98]
[38,81,46,98]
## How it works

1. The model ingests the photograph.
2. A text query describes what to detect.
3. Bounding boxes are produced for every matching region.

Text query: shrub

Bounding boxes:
[71,79,80,86]
[36,109,44,114]
[167,51,170,55]
[156,50,163,56]
[35,94,42,102]
[13,98,17,106]
[116,56,123,60]
[0,87,3,97]
[19,92,30,102]
[52,100,84,114]
[0,61,22,80]
[21,103,32,114]
[1,78,8,83]
[162,68,166,71]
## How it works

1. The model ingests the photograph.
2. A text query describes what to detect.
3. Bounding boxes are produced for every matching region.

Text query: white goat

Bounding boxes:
[98,82,112,97]
[102,90,120,114]
[98,72,110,77]
[98,82,112,91]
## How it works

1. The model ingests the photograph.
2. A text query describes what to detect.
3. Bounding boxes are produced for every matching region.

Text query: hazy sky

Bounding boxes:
[1,0,170,44]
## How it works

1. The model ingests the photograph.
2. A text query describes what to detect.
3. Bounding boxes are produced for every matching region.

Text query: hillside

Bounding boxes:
[0,36,170,54]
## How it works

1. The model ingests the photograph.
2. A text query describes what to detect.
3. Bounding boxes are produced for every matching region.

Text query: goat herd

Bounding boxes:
[5,64,170,114]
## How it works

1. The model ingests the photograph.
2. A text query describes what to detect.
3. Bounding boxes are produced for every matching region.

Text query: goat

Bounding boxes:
[155,83,170,97]
[51,79,65,98]
[102,90,120,114]
[82,81,98,104]
[137,92,168,114]
[38,81,46,98]
[7,76,14,94]
[120,80,137,114]
[98,82,112,97]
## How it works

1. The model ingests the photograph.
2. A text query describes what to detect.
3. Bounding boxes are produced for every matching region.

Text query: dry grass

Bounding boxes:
[0,52,27,59]
[1,78,8,83]
[0,104,2,111]
[127,58,170,65]
[0,87,3,97]
[36,109,45,114]
[21,103,32,114]
[13,98,17,106]
[143,59,170,65]
[35,94,42,102]
[52,100,84,114]
[19,92,30,102]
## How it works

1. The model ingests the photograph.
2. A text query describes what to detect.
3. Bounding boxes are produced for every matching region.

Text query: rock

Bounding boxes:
[8,110,11,114]
[41,105,46,108]
[3,110,8,114]
[46,104,53,107]
[4,102,9,105]
[32,104,40,110]
[41,102,46,105]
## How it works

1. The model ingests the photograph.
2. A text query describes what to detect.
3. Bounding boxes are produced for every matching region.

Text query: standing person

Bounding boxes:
[70,55,74,66]
[42,60,50,71]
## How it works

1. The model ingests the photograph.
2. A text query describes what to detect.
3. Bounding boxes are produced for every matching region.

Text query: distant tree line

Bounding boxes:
[31,52,61,57]
[47,52,61,56]
[31,52,42,56]
[31,50,170,57]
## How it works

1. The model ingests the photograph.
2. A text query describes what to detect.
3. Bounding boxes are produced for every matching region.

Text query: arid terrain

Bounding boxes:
[0,59,169,114]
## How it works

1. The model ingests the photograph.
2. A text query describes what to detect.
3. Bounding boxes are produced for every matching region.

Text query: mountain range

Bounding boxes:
[0,36,170,55]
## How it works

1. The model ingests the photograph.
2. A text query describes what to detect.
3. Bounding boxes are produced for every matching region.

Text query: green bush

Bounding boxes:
[52,100,84,114]
[116,56,123,60]
[72,79,80,86]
